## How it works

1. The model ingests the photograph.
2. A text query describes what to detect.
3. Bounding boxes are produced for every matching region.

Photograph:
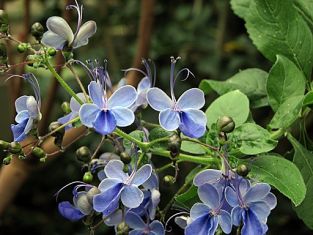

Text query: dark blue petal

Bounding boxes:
[149,220,165,235]
[125,211,146,229]
[11,119,28,142]
[241,210,264,235]
[58,201,85,221]
[185,214,211,235]
[93,110,117,135]
[179,110,206,138]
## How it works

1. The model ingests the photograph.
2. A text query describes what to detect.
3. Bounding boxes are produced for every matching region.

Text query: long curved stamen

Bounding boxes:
[23,73,41,106]
[70,59,95,81]
[66,0,83,42]
[72,184,93,197]
[174,68,195,84]
[170,56,181,101]
[122,68,147,77]
[54,181,87,201]
[165,212,190,232]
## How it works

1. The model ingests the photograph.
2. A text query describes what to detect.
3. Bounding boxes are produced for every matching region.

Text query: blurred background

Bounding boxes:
[0,0,311,234]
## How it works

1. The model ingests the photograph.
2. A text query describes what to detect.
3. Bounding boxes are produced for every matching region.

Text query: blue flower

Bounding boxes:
[185,184,232,235]
[79,74,137,135]
[125,211,165,235]
[58,92,87,129]
[42,0,96,50]
[225,179,277,235]
[146,57,206,138]
[93,160,152,216]
[11,73,41,141]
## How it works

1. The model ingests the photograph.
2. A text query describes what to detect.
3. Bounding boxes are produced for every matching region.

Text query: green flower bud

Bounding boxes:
[168,134,181,158]
[47,47,56,56]
[61,102,71,114]
[62,51,73,61]
[3,154,13,165]
[236,164,250,177]
[76,146,91,163]
[217,116,235,133]
[163,175,175,186]
[18,154,26,160]
[86,186,101,204]
[0,140,10,150]
[83,171,93,183]
[31,22,44,40]
[48,121,64,136]
[9,142,22,154]
[120,151,131,164]
[31,146,46,159]
[0,10,9,34]
[17,43,28,53]
[76,193,92,215]
[117,222,129,235]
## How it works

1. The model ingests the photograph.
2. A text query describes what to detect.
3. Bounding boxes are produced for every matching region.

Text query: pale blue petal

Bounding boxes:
[88,81,105,108]
[104,209,123,226]
[193,169,222,187]
[179,109,206,138]
[26,96,40,119]
[111,107,135,127]
[15,95,29,112]
[177,88,205,110]
[72,21,97,48]
[185,214,211,235]
[117,78,127,88]
[70,93,86,113]
[208,217,219,235]
[108,85,137,108]
[149,220,165,235]
[58,113,74,130]
[138,77,151,93]
[237,178,251,196]
[149,189,160,220]
[217,210,232,234]
[98,178,124,192]
[198,184,220,209]
[241,210,264,235]
[263,192,277,210]
[142,171,159,190]
[132,164,152,186]
[130,230,145,235]
[104,160,128,181]
[24,118,34,134]
[125,211,146,229]
[231,206,243,226]
[225,186,239,208]
[174,216,188,229]
[11,120,28,142]
[147,88,173,111]
[249,201,270,224]
[159,108,180,131]
[15,110,29,123]
[46,16,74,43]
[244,183,271,203]
[58,201,84,221]
[79,103,99,127]
[41,31,67,50]
[121,185,144,208]
[93,110,117,135]
[93,183,123,213]
[190,203,210,220]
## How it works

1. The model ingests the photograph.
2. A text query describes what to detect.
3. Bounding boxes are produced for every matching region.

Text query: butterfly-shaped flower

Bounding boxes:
[11,73,41,141]
[42,0,96,50]
[79,62,137,135]
[147,57,206,138]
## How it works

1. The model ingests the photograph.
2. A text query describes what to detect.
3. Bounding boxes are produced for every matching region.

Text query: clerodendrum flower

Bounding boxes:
[79,62,137,135]
[11,73,41,141]
[41,0,96,50]
[93,160,152,216]
[146,57,207,138]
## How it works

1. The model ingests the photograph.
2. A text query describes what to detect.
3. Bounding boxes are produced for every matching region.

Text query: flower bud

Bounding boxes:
[62,51,73,61]
[76,193,92,215]
[86,186,101,204]
[17,43,28,53]
[0,140,9,150]
[236,164,250,177]
[0,10,9,34]
[31,146,46,159]
[61,102,71,114]
[120,151,131,164]
[9,142,22,154]
[117,222,129,235]
[163,175,175,186]
[3,154,13,165]
[83,171,93,183]
[217,116,235,133]
[76,146,91,163]
[168,134,181,158]
[31,22,44,40]
[49,121,64,136]
[47,48,56,57]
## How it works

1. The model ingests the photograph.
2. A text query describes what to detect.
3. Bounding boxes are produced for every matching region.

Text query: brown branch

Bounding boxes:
[125,0,155,86]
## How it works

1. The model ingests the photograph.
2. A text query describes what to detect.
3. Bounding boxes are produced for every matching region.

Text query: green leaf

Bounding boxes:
[185,165,203,183]
[181,140,207,155]
[123,130,144,151]
[241,154,306,206]
[205,90,250,128]
[230,0,251,18]
[303,91,313,108]
[232,0,313,78]
[149,127,173,149]
[174,185,199,210]
[267,55,306,111]
[294,0,313,30]
[269,96,304,129]
[199,68,268,108]
[230,123,277,155]
[288,134,313,229]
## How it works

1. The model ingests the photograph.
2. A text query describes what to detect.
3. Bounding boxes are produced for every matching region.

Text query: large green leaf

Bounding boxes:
[149,127,173,149]
[294,0,313,29]
[181,140,207,155]
[230,123,277,155]
[174,185,199,210]
[199,68,268,108]
[205,90,249,128]
[242,154,306,206]
[303,91,313,108]
[269,96,304,129]
[232,0,313,78]
[288,134,313,229]
[267,55,306,111]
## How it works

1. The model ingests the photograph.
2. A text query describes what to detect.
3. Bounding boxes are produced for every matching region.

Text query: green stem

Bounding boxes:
[114,128,149,150]
[151,149,218,165]
[45,59,83,104]
[181,136,219,151]
[270,128,285,140]
[156,161,181,173]
[147,136,171,148]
